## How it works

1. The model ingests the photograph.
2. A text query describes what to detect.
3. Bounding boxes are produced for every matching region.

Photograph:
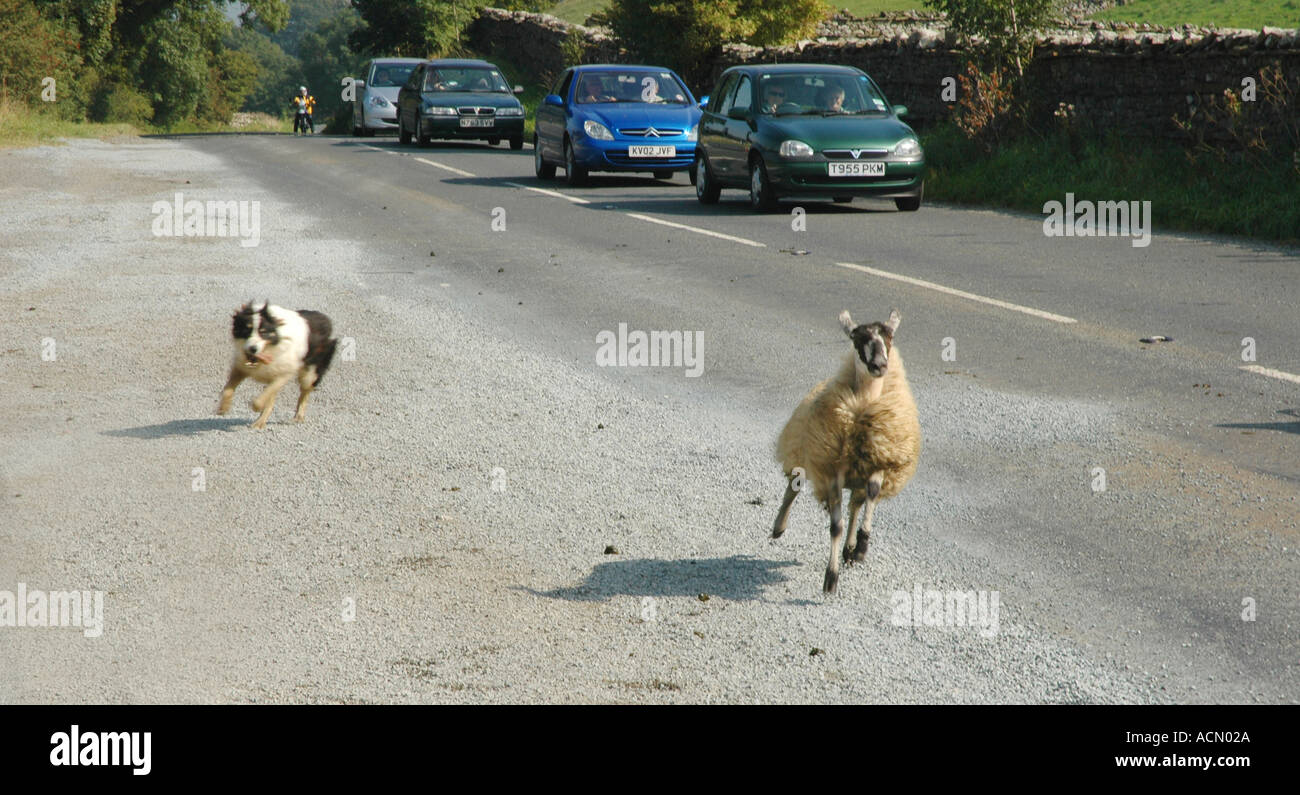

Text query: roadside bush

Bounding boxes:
[93,83,155,126]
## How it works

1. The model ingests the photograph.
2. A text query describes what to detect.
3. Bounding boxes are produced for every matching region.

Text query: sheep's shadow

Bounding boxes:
[1216,408,1300,436]
[103,417,248,439]
[522,555,798,603]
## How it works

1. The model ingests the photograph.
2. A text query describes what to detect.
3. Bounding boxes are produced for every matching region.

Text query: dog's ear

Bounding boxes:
[884,308,901,336]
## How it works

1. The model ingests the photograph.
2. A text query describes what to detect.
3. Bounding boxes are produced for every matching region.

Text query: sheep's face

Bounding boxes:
[839,309,901,378]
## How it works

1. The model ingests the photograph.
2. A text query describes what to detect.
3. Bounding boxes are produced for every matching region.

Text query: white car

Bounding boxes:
[352,58,423,136]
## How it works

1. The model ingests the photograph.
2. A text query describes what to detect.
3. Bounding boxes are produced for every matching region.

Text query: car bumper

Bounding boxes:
[572,139,697,172]
[767,159,925,198]
[362,113,398,130]
[420,116,524,139]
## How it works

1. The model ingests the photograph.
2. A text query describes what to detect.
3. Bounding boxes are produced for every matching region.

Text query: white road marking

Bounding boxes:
[625,213,766,248]
[413,157,475,177]
[358,143,396,155]
[1240,365,1300,385]
[502,181,590,205]
[835,262,1077,324]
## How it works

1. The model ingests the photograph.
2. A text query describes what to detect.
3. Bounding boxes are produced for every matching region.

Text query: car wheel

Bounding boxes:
[509,135,524,151]
[564,139,587,187]
[398,112,411,145]
[749,157,777,211]
[488,136,501,146]
[833,196,854,203]
[895,181,923,212]
[416,113,431,147]
[653,169,673,180]
[535,134,556,179]
[695,155,720,205]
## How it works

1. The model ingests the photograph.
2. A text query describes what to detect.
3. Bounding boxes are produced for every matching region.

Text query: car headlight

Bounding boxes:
[495,106,523,117]
[779,140,814,158]
[686,124,698,141]
[425,105,457,116]
[368,95,390,108]
[583,120,613,140]
[893,137,922,158]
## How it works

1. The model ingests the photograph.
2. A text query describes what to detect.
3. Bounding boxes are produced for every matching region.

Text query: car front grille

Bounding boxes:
[822,148,889,159]
[618,127,684,137]
[458,107,495,116]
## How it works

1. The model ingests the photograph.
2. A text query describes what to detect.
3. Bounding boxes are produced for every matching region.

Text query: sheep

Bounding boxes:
[772,308,921,594]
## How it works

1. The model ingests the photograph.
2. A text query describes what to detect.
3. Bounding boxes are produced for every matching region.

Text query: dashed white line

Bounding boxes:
[624,213,766,248]
[413,157,474,178]
[835,262,1078,324]
[502,181,590,205]
[1240,365,1300,385]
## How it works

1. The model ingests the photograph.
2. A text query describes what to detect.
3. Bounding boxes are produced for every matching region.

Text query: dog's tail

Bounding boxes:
[299,310,338,387]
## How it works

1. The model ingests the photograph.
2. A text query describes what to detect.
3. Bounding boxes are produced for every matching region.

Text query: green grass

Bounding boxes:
[922,124,1300,242]
[1094,0,1300,29]
[0,98,141,149]
[545,0,931,25]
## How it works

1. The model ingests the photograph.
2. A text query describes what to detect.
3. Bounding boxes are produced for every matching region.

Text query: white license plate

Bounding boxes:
[459,117,494,128]
[828,161,885,177]
[628,145,675,158]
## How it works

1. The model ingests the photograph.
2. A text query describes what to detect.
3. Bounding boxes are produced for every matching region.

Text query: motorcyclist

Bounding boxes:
[292,86,316,134]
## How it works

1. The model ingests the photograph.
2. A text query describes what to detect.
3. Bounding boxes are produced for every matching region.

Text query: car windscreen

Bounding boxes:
[369,64,415,88]
[424,67,511,93]
[756,73,890,116]
[573,71,689,105]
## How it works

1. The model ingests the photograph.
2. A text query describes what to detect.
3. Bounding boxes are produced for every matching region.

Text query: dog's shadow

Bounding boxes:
[520,555,798,603]
[103,417,248,439]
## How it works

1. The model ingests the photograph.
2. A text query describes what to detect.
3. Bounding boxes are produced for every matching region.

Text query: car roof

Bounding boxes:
[423,59,501,68]
[368,58,424,65]
[723,64,866,76]
[571,64,681,73]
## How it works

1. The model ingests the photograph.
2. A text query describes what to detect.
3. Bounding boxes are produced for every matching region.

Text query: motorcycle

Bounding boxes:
[292,103,314,136]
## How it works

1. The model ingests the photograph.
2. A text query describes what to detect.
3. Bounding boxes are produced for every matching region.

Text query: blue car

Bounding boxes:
[534,64,702,186]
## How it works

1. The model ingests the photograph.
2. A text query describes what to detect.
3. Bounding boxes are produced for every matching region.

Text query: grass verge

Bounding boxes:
[922,123,1300,243]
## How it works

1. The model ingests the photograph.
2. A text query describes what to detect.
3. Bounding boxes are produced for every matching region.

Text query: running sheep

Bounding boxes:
[772,309,921,594]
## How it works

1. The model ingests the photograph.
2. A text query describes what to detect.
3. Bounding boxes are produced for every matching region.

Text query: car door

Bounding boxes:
[699,72,736,179]
[353,60,371,125]
[721,74,756,180]
[536,69,572,159]
[399,64,422,131]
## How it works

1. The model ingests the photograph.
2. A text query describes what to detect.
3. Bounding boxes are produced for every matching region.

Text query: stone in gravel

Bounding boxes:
[698,593,709,602]
[604,545,619,555]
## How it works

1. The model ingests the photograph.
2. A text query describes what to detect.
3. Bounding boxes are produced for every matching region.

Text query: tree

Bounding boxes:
[924,0,1056,75]
[601,0,829,88]
[348,0,544,58]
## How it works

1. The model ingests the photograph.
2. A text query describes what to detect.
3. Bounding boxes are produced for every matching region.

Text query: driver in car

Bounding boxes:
[579,76,613,103]
[761,84,787,113]
[816,85,846,112]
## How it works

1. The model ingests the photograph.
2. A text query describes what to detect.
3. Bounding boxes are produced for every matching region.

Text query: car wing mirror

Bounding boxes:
[698,95,709,109]
[514,85,525,94]
[893,104,908,118]
[355,79,366,90]
[543,94,563,107]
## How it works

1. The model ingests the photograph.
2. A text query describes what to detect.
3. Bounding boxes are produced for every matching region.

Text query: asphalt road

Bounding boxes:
[2,132,1296,703]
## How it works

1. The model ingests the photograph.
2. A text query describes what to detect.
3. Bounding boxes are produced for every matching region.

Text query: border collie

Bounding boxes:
[217,302,337,429]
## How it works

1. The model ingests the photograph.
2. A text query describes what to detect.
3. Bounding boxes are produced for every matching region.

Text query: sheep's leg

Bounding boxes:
[823,475,846,594]
[771,479,799,539]
[850,472,885,564]
[842,490,866,564]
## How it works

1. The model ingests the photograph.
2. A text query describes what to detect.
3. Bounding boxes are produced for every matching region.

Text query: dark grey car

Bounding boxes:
[395,59,526,149]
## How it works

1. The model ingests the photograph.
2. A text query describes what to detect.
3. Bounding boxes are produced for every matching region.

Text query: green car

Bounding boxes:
[694,64,924,211]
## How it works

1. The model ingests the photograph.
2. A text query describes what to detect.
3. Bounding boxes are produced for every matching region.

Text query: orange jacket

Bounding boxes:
[292,94,316,113]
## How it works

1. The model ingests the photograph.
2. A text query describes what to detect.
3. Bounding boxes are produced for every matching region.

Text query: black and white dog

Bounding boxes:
[217,302,337,429]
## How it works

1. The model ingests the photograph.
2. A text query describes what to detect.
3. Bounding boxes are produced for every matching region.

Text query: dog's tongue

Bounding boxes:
[254,352,273,364]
